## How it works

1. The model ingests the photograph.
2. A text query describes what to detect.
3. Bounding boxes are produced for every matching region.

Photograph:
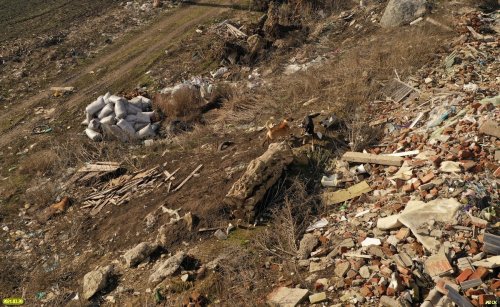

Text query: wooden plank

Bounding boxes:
[342,151,403,166]
[164,168,180,182]
[77,163,120,173]
[384,150,420,157]
[323,181,372,205]
[173,164,203,192]
[50,86,74,92]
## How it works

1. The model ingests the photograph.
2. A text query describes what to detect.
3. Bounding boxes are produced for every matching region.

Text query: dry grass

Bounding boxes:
[23,180,58,207]
[154,88,202,119]
[256,179,316,260]
[206,246,272,306]
[19,149,58,176]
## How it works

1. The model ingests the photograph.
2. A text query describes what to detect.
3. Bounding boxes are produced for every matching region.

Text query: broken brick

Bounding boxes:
[420,172,435,184]
[469,267,489,281]
[456,269,474,284]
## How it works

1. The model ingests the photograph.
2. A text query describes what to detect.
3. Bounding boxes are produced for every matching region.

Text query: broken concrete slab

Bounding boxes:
[309,292,327,304]
[472,255,500,269]
[377,198,462,252]
[82,265,114,300]
[479,119,500,138]
[267,287,309,307]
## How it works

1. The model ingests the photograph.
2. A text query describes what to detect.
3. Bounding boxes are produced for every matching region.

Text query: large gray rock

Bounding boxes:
[297,234,319,260]
[149,251,185,285]
[123,242,159,267]
[380,0,427,28]
[225,142,294,221]
[82,265,114,300]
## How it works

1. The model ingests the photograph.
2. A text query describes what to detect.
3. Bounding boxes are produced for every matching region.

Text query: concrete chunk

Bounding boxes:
[479,119,500,138]
[267,287,308,307]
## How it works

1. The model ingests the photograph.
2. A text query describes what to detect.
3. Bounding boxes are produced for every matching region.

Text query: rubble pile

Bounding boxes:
[272,11,499,307]
[82,93,160,142]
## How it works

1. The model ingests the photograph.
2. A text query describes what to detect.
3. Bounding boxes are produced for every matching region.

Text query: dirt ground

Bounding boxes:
[0,0,493,306]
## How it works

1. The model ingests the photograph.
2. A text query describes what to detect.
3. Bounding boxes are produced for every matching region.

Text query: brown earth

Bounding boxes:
[0,0,485,306]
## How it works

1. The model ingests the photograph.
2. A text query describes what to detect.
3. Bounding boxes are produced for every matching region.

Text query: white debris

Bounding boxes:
[82,93,159,142]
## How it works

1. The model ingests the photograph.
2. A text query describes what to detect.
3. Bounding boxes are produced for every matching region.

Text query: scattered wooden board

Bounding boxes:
[173,164,203,192]
[342,151,403,166]
[323,181,372,205]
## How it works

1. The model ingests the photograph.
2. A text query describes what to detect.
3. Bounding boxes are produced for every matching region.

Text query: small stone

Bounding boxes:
[359,266,371,279]
[214,229,228,240]
[395,228,410,241]
[298,234,319,260]
[335,262,351,277]
[309,292,327,304]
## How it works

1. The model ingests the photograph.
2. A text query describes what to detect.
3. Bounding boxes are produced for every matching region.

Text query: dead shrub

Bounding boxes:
[19,149,58,176]
[154,89,202,120]
[23,180,57,207]
[255,179,316,260]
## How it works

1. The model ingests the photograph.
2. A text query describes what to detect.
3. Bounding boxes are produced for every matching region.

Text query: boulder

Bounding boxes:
[82,265,114,300]
[224,142,293,221]
[149,251,185,285]
[123,242,159,267]
[297,234,319,260]
[380,0,427,28]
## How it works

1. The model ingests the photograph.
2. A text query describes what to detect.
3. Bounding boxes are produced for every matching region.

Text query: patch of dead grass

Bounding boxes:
[19,149,58,176]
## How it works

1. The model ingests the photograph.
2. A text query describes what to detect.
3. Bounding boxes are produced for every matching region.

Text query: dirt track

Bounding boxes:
[0,0,237,149]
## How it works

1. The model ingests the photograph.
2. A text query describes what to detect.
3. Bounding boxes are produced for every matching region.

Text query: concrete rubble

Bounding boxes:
[82,93,160,142]
[266,10,499,307]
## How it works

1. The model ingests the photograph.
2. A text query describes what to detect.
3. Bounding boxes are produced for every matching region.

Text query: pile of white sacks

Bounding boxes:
[82,93,159,142]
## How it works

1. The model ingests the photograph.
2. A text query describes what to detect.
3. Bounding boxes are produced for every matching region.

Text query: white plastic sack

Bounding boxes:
[117,119,136,136]
[98,104,114,119]
[100,115,116,125]
[108,95,123,104]
[81,112,93,126]
[88,119,101,132]
[115,100,128,119]
[125,115,137,123]
[85,96,106,116]
[136,124,156,139]
[85,128,102,141]
[134,122,149,131]
[103,92,111,103]
[135,112,152,124]
[127,104,142,115]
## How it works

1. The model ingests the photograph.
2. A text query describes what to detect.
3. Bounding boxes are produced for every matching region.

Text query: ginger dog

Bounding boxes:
[262,118,291,147]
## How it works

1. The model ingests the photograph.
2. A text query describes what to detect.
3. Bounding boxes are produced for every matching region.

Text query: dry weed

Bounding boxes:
[19,149,58,176]
[256,179,316,260]
[23,180,57,207]
[154,90,202,120]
